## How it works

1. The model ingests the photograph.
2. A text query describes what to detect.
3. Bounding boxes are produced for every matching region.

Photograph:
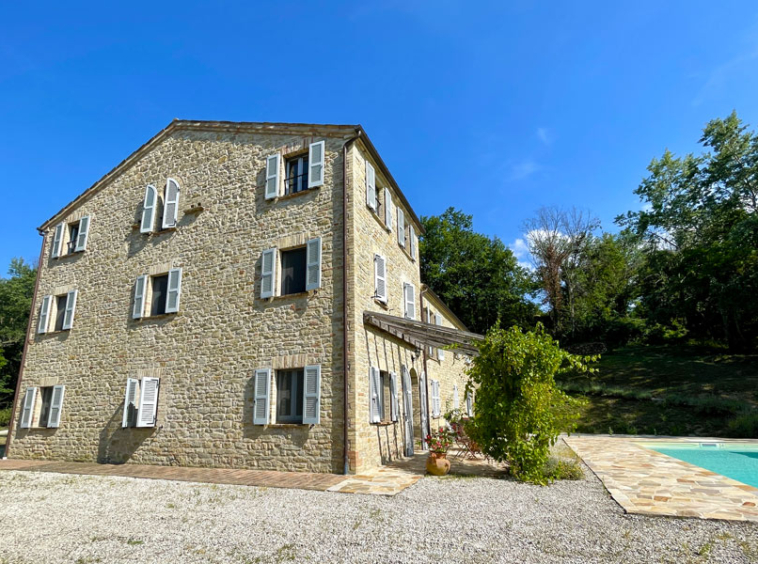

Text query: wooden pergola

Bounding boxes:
[363,311,483,356]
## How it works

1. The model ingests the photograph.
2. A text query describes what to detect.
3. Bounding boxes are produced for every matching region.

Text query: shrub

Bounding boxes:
[543,457,584,481]
[466,323,594,484]
[726,413,758,438]
[0,407,11,427]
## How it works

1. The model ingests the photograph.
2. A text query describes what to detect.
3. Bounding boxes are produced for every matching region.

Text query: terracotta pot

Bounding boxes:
[426,452,451,476]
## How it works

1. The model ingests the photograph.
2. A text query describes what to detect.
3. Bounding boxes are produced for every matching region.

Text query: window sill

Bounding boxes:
[39,329,71,336]
[267,423,307,428]
[372,420,396,427]
[368,208,390,231]
[52,251,84,260]
[267,186,320,203]
[135,312,178,321]
[265,290,316,301]
[373,298,389,309]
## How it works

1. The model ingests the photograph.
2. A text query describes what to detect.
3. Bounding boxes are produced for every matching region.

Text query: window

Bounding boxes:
[51,216,90,258]
[285,154,309,195]
[19,385,65,429]
[281,248,307,295]
[122,377,160,428]
[139,180,179,233]
[374,254,387,303]
[403,283,416,320]
[377,371,388,421]
[151,274,169,316]
[369,368,398,423]
[276,369,304,423]
[37,290,77,334]
[133,269,182,319]
[431,380,441,417]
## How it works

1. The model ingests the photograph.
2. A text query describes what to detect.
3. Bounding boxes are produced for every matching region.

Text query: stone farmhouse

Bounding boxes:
[6,121,482,474]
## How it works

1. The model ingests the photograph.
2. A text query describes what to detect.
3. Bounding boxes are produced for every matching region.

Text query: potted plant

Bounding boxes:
[425,426,454,476]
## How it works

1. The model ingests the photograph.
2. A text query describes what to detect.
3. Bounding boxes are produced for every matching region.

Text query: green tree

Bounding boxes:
[0,258,37,407]
[617,112,758,351]
[466,323,591,484]
[420,208,538,334]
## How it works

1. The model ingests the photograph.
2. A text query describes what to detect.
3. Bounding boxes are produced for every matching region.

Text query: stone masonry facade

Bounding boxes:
[9,121,474,475]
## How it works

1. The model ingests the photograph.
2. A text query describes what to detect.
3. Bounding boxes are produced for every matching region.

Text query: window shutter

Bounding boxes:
[303,365,321,424]
[453,384,459,410]
[374,254,387,303]
[253,368,271,425]
[384,188,393,230]
[466,392,473,417]
[133,275,147,319]
[389,372,398,422]
[397,207,406,247]
[260,248,277,299]
[409,225,416,261]
[305,237,322,291]
[75,216,91,252]
[308,141,325,188]
[436,313,445,360]
[431,381,440,417]
[37,295,52,334]
[48,385,66,428]
[369,367,381,423]
[136,377,160,428]
[140,185,157,233]
[404,283,415,320]
[62,290,78,330]
[265,154,280,199]
[166,268,183,313]
[20,387,37,429]
[365,161,376,210]
[51,223,64,258]
[122,378,139,428]
[162,178,180,229]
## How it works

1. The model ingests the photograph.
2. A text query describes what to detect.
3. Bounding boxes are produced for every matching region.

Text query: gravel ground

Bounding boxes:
[1,464,757,564]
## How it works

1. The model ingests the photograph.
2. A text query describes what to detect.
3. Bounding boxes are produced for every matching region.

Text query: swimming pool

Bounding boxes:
[639,441,758,489]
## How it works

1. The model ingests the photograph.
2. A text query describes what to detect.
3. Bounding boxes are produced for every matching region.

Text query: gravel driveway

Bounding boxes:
[1,465,757,563]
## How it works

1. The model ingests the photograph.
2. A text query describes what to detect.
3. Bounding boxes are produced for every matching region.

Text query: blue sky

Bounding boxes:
[2,1,758,272]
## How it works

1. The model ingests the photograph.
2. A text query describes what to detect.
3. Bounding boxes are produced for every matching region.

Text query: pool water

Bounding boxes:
[640,442,758,489]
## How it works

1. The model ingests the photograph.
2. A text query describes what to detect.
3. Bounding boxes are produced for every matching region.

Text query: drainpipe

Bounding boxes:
[419,285,431,443]
[4,228,46,459]
[342,134,360,475]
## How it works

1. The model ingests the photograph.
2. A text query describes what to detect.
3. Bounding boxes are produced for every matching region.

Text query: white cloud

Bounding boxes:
[507,160,540,182]
[536,127,552,146]
[511,237,530,260]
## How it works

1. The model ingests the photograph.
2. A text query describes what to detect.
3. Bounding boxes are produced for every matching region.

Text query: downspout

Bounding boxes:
[419,285,431,442]
[4,228,46,459]
[342,134,360,475]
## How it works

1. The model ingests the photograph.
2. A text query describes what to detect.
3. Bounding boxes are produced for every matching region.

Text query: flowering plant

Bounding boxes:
[425,426,454,454]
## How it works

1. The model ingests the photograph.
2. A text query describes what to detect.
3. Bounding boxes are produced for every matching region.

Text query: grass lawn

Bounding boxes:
[560,345,758,437]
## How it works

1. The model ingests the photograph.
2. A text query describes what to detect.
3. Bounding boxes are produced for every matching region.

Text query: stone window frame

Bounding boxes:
[50,214,91,259]
[37,288,78,334]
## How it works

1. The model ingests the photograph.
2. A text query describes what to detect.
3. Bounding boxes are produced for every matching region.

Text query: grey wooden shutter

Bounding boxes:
[20,387,37,429]
[253,368,271,425]
[51,223,64,258]
[305,238,321,291]
[436,313,445,360]
[404,283,415,320]
[389,372,398,422]
[75,216,90,252]
[140,185,157,233]
[409,225,416,261]
[365,161,376,210]
[303,365,321,424]
[453,384,459,409]
[48,385,66,428]
[397,207,405,247]
[369,367,381,423]
[384,188,393,230]
[162,178,180,229]
[122,378,139,428]
[136,377,160,428]
[133,275,147,319]
[37,295,52,334]
[466,392,473,417]
[260,248,276,299]
[374,254,387,303]
[166,268,182,313]
[265,154,280,199]
[62,290,78,330]
[308,141,325,188]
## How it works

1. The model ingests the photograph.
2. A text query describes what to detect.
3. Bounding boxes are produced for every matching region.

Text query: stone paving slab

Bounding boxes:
[564,435,758,522]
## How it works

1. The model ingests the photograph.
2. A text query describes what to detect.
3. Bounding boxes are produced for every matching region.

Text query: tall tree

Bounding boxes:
[420,208,537,334]
[0,258,37,407]
[524,206,600,336]
[618,112,758,351]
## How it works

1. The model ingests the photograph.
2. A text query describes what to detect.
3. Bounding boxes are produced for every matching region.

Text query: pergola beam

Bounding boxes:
[363,311,483,355]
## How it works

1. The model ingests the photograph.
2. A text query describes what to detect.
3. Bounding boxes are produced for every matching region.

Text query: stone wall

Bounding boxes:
[11,127,348,473]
